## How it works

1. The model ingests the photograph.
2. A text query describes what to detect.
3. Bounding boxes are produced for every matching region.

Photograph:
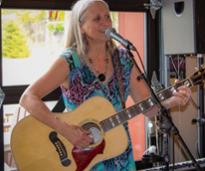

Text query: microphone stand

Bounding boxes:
[127,49,202,170]
[196,54,205,158]
[157,110,172,170]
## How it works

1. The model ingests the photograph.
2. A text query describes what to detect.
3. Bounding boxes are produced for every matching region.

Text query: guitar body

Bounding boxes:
[11,96,128,171]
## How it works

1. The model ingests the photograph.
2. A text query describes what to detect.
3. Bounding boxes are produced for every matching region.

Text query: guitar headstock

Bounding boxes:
[190,65,205,86]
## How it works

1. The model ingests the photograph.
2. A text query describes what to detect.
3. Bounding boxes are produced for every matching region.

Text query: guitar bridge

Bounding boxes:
[49,131,71,167]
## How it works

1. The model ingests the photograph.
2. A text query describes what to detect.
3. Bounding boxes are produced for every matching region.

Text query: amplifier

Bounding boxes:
[162,0,205,55]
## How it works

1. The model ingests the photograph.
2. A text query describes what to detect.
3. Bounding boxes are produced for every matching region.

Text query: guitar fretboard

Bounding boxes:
[100,78,192,132]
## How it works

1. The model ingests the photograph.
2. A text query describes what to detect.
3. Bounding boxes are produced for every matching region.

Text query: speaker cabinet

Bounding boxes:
[162,0,205,55]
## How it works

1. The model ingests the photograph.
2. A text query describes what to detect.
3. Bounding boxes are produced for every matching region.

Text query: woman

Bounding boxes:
[20,0,191,170]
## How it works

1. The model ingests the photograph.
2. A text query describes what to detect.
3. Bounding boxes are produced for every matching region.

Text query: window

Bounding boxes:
[2,9,120,86]
[2,10,67,86]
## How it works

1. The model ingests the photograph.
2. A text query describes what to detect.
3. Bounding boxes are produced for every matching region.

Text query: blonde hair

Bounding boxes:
[65,0,116,56]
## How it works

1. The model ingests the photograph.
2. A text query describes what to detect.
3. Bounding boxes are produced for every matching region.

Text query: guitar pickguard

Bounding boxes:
[72,140,105,171]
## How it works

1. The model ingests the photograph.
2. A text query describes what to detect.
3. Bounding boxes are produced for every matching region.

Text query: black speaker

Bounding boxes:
[162,0,205,55]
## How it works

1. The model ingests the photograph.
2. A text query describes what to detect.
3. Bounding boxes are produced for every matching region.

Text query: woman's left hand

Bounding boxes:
[163,85,192,109]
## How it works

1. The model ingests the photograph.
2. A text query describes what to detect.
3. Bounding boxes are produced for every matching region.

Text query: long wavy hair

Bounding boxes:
[64,0,116,56]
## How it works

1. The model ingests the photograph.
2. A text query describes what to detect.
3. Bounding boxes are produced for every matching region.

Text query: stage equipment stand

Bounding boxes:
[157,110,173,170]
[127,48,202,170]
[151,73,172,169]
[196,54,205,158]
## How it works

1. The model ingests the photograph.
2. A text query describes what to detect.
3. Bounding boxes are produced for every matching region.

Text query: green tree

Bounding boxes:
[3,21,30,58]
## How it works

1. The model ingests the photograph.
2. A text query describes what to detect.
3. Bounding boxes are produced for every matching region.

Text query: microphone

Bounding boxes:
[105,28,136,51]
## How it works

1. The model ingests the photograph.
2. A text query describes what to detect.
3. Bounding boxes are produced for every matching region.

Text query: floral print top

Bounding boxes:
[60,48,136,171]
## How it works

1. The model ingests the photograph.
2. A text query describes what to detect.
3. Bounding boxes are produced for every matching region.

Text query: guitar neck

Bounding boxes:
[100,78,193,132]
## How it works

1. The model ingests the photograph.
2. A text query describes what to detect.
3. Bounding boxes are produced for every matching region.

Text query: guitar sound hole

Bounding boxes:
[82,122,102,144]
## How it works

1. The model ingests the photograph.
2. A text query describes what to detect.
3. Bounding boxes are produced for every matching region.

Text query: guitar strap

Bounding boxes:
[71,50,81,68]
[112,49,126,109]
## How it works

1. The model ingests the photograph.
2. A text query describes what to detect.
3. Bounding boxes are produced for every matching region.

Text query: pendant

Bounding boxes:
[98,74,106,82]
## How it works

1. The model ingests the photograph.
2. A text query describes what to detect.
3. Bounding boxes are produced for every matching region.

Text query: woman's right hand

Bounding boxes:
[61,122,93,149]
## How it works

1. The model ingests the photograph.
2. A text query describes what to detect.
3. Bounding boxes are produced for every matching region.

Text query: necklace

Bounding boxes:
[87,54,109,82]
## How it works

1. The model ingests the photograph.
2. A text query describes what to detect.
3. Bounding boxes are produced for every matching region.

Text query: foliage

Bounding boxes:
[47,22,64,34]
[2,10,14,15]
[48,11,65,34]
[3,21,30,58]
[17,11,46,24]
[16,11,47,42]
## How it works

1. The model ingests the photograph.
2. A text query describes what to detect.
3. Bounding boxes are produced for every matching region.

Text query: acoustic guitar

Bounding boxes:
[11,67,205,171]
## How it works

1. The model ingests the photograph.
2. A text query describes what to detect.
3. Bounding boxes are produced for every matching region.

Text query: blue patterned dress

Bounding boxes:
[60,48,136,171]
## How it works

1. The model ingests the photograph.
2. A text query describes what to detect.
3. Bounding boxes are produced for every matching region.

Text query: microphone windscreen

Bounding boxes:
[105,28,116,38]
